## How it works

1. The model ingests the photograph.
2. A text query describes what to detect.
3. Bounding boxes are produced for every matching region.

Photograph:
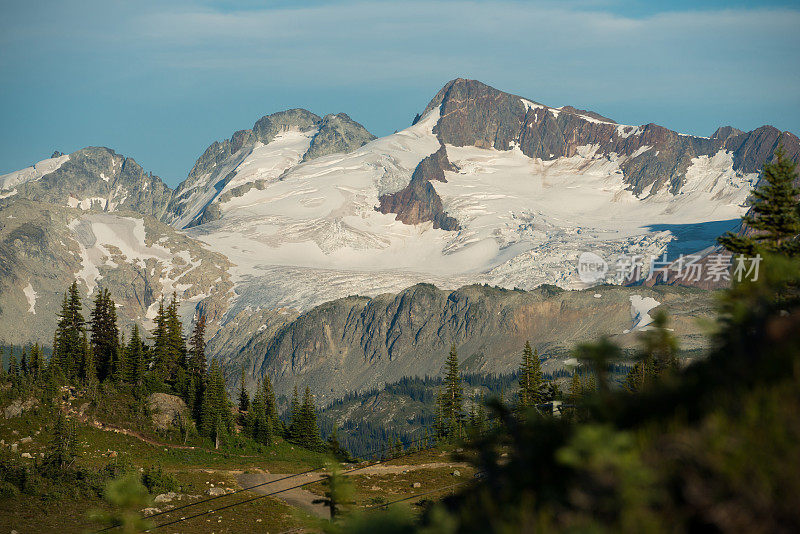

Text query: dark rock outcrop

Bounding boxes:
[376,144,459,230]
[303,113,376,161]
[419,78,800,197]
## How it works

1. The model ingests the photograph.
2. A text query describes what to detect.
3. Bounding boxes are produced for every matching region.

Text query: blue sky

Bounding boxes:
[1,0,799,186]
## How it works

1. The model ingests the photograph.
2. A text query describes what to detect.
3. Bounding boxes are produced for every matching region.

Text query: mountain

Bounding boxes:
[0,199,233,347]
[183,79,798,323]
[166,109,375,229]
[224,282,715,403]
[1,78,798,400]
[0,147,174,218]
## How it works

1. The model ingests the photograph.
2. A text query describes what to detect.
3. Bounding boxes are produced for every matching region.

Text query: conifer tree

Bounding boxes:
[238,368,250,412]
[125,325,145,385]
[46,412,77,469]
[263,375,279,433]
[55,281,86,379]
[8,349,18,378]
[569,370,583,402]
[80,332,97,386]
[435,344,464,440]
[625,311,678,393]
[0,347,6,381]
[247,379,271,445]
[151,297,168,379]
[188,314,207,377]
[297,386,321,449]
[90,288,120,381]
[517,342,544,415]
[200,358,230,448]
[20,346,28,377]
[29,343,43,381]
[719,145,800,257]
[288,386,302,443]
[166,294,187,377]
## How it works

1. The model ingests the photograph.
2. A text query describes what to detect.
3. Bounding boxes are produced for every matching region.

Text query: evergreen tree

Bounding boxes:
[719,145,800,257]
[90,288,120,381]
[288,386,302,443]
[81,332,98,387]
[569,370,583,402]
[8,349,18,378]
[238,368,250,412]
[124,325,145,385]
[188,314,207,377]
[29,343,43,381]
[517,342,544,415]
[200,358,230,448]
[46,412,77,469]
[0,347,5,381]
[151,297,168,380]
[263,375,279,433]
[20,346,28,376]
[247,379,272,445]
[297,386,321,449]
[625,311,678,393]
[435,344,464,440]
[56,281,86,378]
[166,294,187,378]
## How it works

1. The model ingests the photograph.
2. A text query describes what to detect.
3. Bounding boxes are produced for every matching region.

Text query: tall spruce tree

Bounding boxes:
[719,145,800,257]
[188,314,207,377]
[90,288,119,382]
[151,298,168,380]
[247,379,271,445]
[517,341,544,415]
[8,349,19,378]
[20,347,28,377]
[435,344,464,440]
[238,368,250,412]
[200,358,230,448]
[125,325,145,385]
[58,282,86,379]
[297,386,321,449]
[263,375,279,433]
[29,343,43,381]
[288,386,302,443]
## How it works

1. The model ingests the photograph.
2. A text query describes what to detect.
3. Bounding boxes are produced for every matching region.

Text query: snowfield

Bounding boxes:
[0,154,69,191]
[183,107,756,314]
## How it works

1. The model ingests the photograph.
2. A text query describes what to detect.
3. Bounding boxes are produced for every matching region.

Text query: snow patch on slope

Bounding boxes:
[68,214,191,296]
[23,284,37,314]
[0,154,69,191]
[624,295,661,333]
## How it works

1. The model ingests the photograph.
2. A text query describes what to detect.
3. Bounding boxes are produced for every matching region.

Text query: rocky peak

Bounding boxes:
[418,78,800,198]
[2,146,173,218]
[302,112,376,161]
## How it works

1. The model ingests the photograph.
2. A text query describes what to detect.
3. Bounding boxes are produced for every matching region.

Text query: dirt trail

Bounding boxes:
[237,472,330,519]
[235,462,468,519]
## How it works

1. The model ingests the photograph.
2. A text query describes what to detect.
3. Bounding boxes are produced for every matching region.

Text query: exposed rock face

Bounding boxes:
[376,144,459,230]
[0,200,233,347]
[3,147,174,218]
[302,113,376,161]
[230,283,714,403]
[418,78,800,198]
[167,109,374,228]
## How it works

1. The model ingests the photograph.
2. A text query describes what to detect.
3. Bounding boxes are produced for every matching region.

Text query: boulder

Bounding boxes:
[205,487,226,497]
[154,492,179,503]
[3,398,38,419]
[147,393,191,430]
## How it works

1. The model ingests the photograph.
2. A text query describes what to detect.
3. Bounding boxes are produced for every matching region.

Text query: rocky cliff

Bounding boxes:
[225,283,714,403]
